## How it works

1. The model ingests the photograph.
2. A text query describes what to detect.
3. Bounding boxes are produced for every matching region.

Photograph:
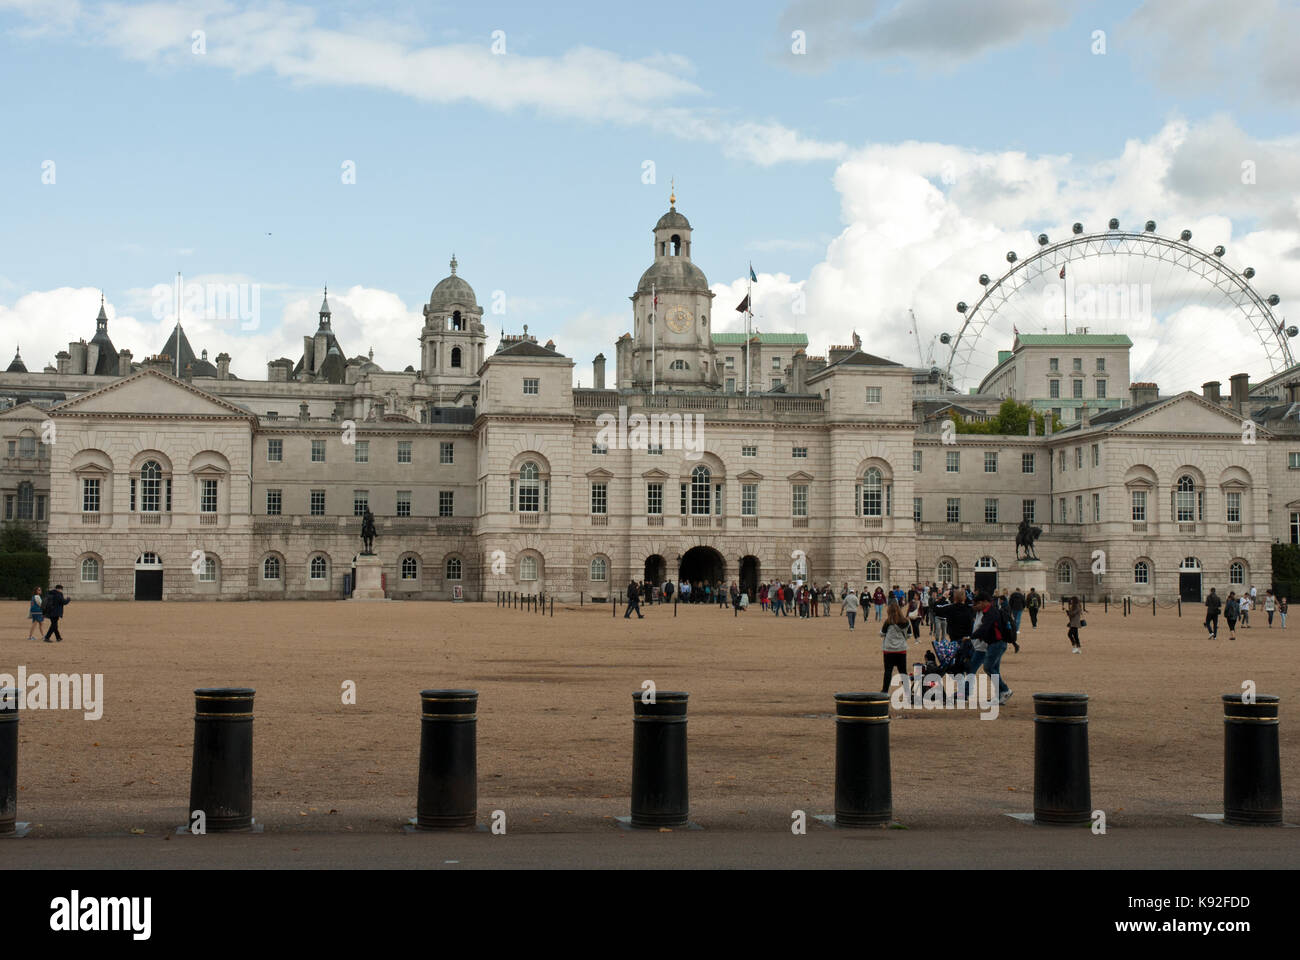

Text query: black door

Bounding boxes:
[1179,572,1201,603]
[739,557,760,601]
[134,570,163,601]
[974,571,998,595]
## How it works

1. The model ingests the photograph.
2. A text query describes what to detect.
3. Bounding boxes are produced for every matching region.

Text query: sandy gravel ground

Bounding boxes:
[4,598,1297,837]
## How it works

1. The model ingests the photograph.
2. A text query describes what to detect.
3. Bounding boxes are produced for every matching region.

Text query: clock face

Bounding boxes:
[666,306,692,334]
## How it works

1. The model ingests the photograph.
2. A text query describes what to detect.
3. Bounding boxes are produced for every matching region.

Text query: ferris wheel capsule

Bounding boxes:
[1214,245,1226,257]
[1268,294,1281,306]
[1287,326,1298,338]
[1006,251,1017,263]
[1244,267,1256,279]
[1181,229,1192,241]
[979,273,990,286]
[940,332,952,344]
[956,301,968,313]
[1145,220,1156,232]
[1037,233,1049,246]
[1072,222,1083,234]
[1108,218,1119,230]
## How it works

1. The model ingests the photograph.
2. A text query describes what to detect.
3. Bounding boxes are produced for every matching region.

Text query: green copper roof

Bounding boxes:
[1016,334,1133,346]
[711,333,809,346]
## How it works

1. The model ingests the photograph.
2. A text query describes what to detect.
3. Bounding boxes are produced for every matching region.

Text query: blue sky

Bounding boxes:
[2,0,1298,391]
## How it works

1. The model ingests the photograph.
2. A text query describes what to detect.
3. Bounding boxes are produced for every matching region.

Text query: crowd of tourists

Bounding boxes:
[1201,585,1286,640]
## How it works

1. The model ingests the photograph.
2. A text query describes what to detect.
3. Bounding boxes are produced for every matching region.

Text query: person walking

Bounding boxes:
[1025,588,1041,630]
[663,579,674,604]
[43,584,70,642]
[758,582,769,611]
[624,579,644,619]
[1264,590,1276,627]
[872,586,886,620]
[1239,592,1252,628]
[1009,588,1025,631]
[730,581,742,616]
[1066,596,1083,653]
[822,583,833,617]
[841,585,860,631]
[881,601,910,692]
[906,596,922,641]
[1280,596,1288,629]
[1223,592,1239,641]
[973,592,1013,704]
[1205,587,1221,639]
[27,585,45,640]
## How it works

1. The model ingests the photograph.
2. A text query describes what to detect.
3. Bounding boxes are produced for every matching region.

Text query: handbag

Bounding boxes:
[1079,619,1087,627]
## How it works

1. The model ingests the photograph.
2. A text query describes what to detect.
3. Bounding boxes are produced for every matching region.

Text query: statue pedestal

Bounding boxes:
[1015,559,1048,603]
[352,554,387,600]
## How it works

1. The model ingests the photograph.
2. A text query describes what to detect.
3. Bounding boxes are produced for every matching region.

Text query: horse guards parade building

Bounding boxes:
[3,197,1299,603]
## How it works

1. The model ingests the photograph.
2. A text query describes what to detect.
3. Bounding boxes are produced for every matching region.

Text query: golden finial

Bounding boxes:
[669,177,676,208]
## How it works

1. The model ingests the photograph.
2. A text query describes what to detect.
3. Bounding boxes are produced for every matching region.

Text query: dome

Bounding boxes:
[428,255,477,308]
[637,256,709,294]
[655,207,691,231]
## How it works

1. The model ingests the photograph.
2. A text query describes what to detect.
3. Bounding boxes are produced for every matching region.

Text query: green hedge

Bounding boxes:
[0,552,50,600]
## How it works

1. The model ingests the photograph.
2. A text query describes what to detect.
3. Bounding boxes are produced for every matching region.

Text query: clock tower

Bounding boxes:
[624,191,719,391]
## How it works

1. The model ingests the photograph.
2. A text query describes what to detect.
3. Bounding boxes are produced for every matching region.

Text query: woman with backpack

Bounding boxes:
[1066,596,1083,653]
[880,601,911,692]
[27,585,45,640]
[1223,591,1240,640]
[1026,588,1041,629]
[842,585,860,631]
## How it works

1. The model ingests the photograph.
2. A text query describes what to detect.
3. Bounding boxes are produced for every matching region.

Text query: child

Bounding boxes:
[27,586,45,640]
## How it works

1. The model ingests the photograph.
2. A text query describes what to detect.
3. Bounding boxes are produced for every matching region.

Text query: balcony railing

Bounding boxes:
[199,513,218,525]
[590,515,609,526]
[646,515,664,526]
[81,513,100,524]
[518,513,540,525]
[862,517,883,528]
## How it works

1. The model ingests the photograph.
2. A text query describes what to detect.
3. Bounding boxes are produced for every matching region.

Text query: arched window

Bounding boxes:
[138,552,161,566]
[199,557,218,582]
[520,555,538,581]
[263,556,281,580]
[517,461,540,513]
[401,556,418,580]
[446,557,462,580]
[690,465,712,515]
[1134,560,1150,584]
[310,556,327,580]
[670,359,689,370]
[671,234,681,256]
[862,468,883,517]
[140,460,163,512]
[976,556,997,570]
[1230,561,1245,585]
[936,560,954,582]
[81,557,99,582]
[1056,561,1073,584]
[451,346,462,368]
[1175,475,1197,522]
[451,310,463,331]
[865,559,882,582]
[1181,556,1201,571]
[590,557,607,581]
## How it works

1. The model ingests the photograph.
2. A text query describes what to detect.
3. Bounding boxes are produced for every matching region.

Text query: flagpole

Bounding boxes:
[745,265,752,397]
[650,282,656,396]
[175,271,183,378]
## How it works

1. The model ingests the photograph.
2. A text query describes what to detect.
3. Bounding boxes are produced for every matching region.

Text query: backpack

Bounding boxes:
[41,593,55,616]
[995,606,1017,645]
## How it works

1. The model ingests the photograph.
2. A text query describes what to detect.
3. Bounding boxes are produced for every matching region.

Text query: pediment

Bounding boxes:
[1113,394,1262,436]
[641,468,671,480]
[51,369,254,420]
[586,467,615,480]
[787,470,815,482]
[736,469,764,482]
[0,402,47,423]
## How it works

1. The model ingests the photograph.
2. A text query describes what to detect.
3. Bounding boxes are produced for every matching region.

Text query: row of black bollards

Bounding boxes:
[0,686,1284,834]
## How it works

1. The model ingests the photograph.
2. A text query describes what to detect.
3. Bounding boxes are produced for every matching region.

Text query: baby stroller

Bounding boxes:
[930,637,971,675]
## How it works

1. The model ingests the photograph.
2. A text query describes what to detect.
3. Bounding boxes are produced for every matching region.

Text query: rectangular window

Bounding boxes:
[19,436,36,458]
[1096,357,1106,372]
[266,439,282,462]
[792,446,808,459]
[311,439,326,462]
[1052,407,1062,422]
[1290,452,1300,470]
[1022,499,1036,522]
[1075,495,1083,523]
[1073,379,1084,399]
[266,489,282,516]
[742,483,758,516]
[946,451,960,473]
[772,357,782,370]
[742,445,757,458]
[523,378,539,395]
[311,489,326,516]
[912,497,922,522]
[984,498,999,524]
[1132,490,1146,521]
[725,356,735,369]
[397,441,412,464]
[440,442,454,465]
[913,450,922,472]
[354,440,369,463]
[1291,511,1300,544]
[1073,357,1083,371]
[1049,357,1059,372]
[201,479,218,513]
[946,497,961,523]
[1059,450,1066,472]
[984,451,998,473]
[82,478,100,513]
[647,482,663,515]
[1226,491,1242,523]
[1091,444,1100,467]
[726,378,735,392]
[591,483,607,515]
[1095,379,1107,399]
[1092,492,1101,523]
[2,495,10,520]
[1075,447,1083,469]
[771,378,782,390]
[1049,379,1060,399]
[353,490,369,517]
[439,491,454,517]
[791,484,808,517]
[36,495,45,521]
[6,441,14,457]
[592,441,608,455]
[396,490,411,517]
[680,483,686,515]
[865,386,882,404]
[1022,452,1035,474]
[648,443,663,455]
[1059,497,1067,522]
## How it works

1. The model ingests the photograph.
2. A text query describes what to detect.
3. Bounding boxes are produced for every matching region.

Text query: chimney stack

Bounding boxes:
[216,351,231,380]
[116,348,132,373]
[792,349,808,394]
[1202,381,1221,404]
[593,353,606,390]
[1129,382,1158,407]
[1229,372,1250,415]
[1080,403,1090,428]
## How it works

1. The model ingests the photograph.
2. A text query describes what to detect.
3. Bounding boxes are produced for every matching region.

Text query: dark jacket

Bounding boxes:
[1206,593,1222,614]
[46,589,70,618]
[1009,590,1025,611]
[627,582,639,603]
[935,601,975,639]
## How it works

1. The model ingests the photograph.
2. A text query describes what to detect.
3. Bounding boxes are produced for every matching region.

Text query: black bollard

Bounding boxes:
[189,687,255,831]
[550,597,554,617]
[0,688,16,836]
[416,689,478,829]
[1178,598,1182,617]
[834,692,892,826]
[1222,694,1282,826]
[630,691,689,828]
[1032,693,1091,825]
[1152,597,1156,616]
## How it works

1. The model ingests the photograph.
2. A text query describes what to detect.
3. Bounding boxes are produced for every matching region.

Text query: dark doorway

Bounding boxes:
[1179,572,1202,602]
[679,546,725,594]
[645,554,666,585]
[134,570,163,601]
[974,571,998,595]
[740,556,760,601]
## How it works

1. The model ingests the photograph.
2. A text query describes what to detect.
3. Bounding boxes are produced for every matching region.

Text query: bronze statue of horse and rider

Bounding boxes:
[1016,518,1042,561]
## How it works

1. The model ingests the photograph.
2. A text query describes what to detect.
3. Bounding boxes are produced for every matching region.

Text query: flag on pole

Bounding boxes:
[735,294,750,314]
[749,264,757,282]
[1059,265,1066,279]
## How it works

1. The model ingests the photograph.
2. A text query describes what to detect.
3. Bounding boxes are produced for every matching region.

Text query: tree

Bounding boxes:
[954,398,1062,435]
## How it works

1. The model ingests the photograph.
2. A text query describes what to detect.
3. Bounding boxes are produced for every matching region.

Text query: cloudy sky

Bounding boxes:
[1,0,1298,392]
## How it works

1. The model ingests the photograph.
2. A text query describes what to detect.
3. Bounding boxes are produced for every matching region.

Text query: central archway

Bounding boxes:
[679,546,725,594]
[645,554,667,584]
[739,556,760,601]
